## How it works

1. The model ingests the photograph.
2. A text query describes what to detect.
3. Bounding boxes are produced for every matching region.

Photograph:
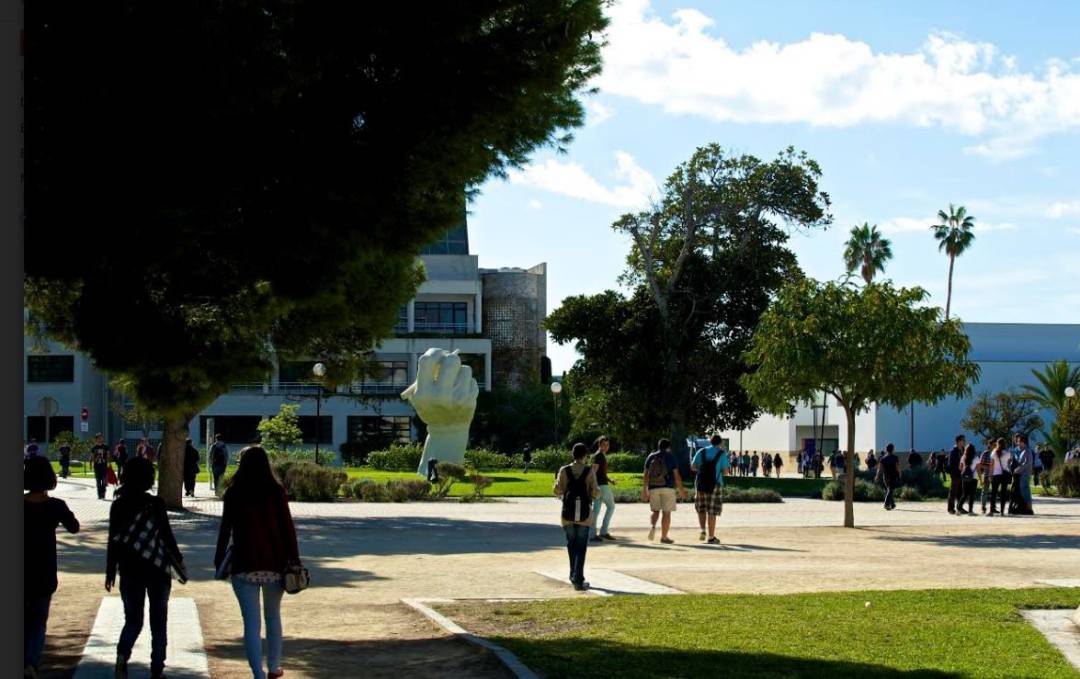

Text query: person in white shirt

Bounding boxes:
[988,437,1013,516]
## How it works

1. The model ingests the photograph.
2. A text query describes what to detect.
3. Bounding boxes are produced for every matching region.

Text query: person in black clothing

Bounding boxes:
[107,457,187,679]
[876,443,901,510]
[58,441,72,479]
[90,433,110,500]
[947,435,966,514]
[1038,446,1055,488]
[907,449,923,469]
[114,440,129,472]
[183,438,201,497]
[24,456,80,678]
[958,443,978,514]
[210,434,229,493]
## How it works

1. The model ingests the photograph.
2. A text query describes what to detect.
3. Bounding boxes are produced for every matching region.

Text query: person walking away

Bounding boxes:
[553,443,600,591]
[90,434,110,500]
[1039,446,1055,489]
[875,444,901,510]
[865,449,877,476]
[589,436,617,542]
[946,435,966,515]
[1012,434,1035,515]
[761,452,772,478]
[907,449,923,469]
[772,453,783,478]
[210,435,229,494]
[812,452,824,479]
[107,457,187,679]
[988,438,1012,516]
[114,440,129,473]
[522,448,532,474]
[643,439,687,544]
[977,444,994,514]
[852,451,861,473]
[58,441,71,479]
[691,435,730,545]
[215,446,301,678]
[183,438,200,498]
[750,452,759,478]
[797,450,805,476]
[959,443,978,515]
[24,457,80,679]
[835,450,846,477]
[1032,444,1045,488]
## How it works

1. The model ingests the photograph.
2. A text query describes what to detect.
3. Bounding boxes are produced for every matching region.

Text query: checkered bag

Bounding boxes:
[112,504,186,583]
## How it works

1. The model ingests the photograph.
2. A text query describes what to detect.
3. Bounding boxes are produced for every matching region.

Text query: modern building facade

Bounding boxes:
[22,217,548,464]
[719,323,1080,459]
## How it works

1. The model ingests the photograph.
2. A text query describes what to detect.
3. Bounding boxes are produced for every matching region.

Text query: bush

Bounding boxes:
[1050,462,1080,498]
[433,462,467,498]
[464,449,510,470]
[900,467,948,498]
[822,478,886,502]
[366,443,424,472]
[338,441,370,466]
[520,447,574,472]
[283,462,346,502]
[897,486,924,501]
[387,478,432,502]
[345,478,386,502]
[468,473,494,502]
[267,448,317,464]
[606,453,646,473]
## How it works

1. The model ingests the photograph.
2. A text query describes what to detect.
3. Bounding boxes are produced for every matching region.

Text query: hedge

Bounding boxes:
[1049,462,1080,498]
[344,478,432,502]
[821,478,886,502]
[281,462,346,502]
[366,443,423,472]
[613,487,782,503]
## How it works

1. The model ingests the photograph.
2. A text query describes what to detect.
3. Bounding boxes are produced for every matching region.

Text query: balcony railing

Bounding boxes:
[409,322,472,335]
[348,382,411,396]
[227,382,411,397]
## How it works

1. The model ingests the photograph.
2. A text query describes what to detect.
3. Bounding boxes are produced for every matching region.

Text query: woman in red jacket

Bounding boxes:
[214,447,299,679]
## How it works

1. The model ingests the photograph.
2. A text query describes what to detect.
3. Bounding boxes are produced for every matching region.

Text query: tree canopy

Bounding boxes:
[1021,360,1080,455]
[961,389,1044,445]
[741,279,980,527]
[843,222,892,285]
[25,1,608,505]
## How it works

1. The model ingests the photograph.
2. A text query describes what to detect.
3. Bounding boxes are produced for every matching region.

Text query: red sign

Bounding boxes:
[81,407,89,422]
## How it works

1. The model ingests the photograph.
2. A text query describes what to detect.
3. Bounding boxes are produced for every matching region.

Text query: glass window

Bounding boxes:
[298,416,333,444]
[393,306,408,333]
[198,416,262,444]
[27,355,74,382]
[347,416,412,445]
[26,416,75,443]
[413,302,469,334]
[420,222,469,255]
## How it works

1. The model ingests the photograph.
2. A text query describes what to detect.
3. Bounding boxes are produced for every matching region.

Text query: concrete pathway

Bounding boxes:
[1022,610,1080,672]
[534,567,682,596]
[73,597,209,679]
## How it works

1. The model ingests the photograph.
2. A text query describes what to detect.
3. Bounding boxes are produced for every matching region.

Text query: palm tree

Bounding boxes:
[843,222,892,285]
[1021,359,1080,455]
[930,204,976,319]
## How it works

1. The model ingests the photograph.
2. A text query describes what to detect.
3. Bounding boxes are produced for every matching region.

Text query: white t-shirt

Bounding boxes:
[991,450,1013,476]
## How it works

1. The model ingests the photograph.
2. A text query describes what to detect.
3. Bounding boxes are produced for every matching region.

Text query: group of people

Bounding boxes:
[727,450,783,478]
[23,445,303,679]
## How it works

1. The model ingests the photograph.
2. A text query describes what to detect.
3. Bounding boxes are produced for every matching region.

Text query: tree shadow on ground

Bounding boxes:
[205,635,514,679]
[876,533,1080,550]
[492,638,962,679]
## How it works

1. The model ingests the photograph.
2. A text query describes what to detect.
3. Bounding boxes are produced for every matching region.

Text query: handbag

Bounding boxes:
[106,465,118,486]
[215,544,234,580]
[283,561,310,594]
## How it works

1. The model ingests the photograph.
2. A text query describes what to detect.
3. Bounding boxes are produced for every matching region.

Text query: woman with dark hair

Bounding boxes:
[107,457,186,679]
[988,437,1013,516]
[772,453,783,477]
[215,446,301,679]
[24,456,79,679]
[959,443,978,514]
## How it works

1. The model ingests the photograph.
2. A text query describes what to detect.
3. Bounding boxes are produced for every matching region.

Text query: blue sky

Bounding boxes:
[467,0,1080,373]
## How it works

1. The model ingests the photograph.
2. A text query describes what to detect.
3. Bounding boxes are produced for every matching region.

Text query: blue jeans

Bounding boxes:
[1019,473,1033,505]
[563,524,590,585]
[118,573,171,675]
[590,485,615,538]
[232,576,285,679]
[24,593,51,669]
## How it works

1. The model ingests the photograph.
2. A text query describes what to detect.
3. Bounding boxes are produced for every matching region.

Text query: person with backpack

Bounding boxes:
[553,443,600,591]
[107,457,187,679]
[210,434,229,493]
[691,435,730,545]
[875,443,901,510]
[24,456,80,679]
[642,439,686,544]
[589,436,617,542]
[183,438,201,498]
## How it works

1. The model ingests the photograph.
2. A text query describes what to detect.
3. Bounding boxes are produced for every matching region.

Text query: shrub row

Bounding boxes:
[612,487,782,503]
[281,463,347,502]
[821,478,886,502]
[366,443,423,472]
[1049,462,1080,498]
[344,478,432,502]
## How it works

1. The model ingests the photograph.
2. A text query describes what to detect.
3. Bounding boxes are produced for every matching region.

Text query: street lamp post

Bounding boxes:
[313,362,326,466]
[1066,387,1077,452]
[550,381,563,448]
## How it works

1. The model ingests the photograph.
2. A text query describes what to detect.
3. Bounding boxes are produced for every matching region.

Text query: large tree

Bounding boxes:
[930,204,977,319]
[547,145,832,466]
[1021,360,1080,455]
[741,279,980,527]
[25,2,608,506]
[961,389,1044,445]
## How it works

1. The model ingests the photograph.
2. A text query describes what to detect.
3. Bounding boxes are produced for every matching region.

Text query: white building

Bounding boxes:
[720,323,1080,458]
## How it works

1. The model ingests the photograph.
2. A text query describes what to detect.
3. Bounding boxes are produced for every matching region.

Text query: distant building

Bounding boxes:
[22,215,548,464]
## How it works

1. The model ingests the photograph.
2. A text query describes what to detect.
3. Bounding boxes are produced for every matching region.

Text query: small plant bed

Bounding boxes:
[437,588,1080,679]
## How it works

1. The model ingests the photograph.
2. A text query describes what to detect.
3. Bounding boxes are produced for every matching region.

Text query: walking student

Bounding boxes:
[643,439,686,544]
[210,434,229,493]
[761,452,772,478]
[589,436,617,542]
[215,446,302,679]
[107,457,187,679]
[91,433,110,500]
[24,456,80,679]
[1039,445,1055,489]
[988,438,1012,516]
[772,453,783,478]
[946,435,966,515]
[58,440,72,479]
[553,443,600,591]
[691,435,730,545]
[183,438,200,498]
[114,439,129,472]
[875,443,901,510]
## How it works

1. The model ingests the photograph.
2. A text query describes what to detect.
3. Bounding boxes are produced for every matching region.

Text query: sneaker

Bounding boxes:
[601,534,616,541]
[699,531,706,542]
[707,537,721,545]
[573,581,590,591]
[648,526,656,541]
[660,537,674,544]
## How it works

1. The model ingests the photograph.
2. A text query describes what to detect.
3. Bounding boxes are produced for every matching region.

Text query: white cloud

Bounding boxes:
[879,216,1016,234]
[527,199,543,210]
[585,99,615,126]
[1047,201,1080,218]
[507,151,656,209]
[598,0,1080,159]
[1069,227,1080,236]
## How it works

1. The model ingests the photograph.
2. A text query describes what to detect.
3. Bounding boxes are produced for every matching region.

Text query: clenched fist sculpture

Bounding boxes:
[401,348,479,475]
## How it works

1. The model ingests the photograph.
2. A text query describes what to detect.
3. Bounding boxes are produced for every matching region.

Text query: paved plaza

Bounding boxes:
[42,476,1080,678]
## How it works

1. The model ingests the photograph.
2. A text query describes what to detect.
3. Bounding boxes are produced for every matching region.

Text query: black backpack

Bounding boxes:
[561,466,592,523]
[696,449,720,494]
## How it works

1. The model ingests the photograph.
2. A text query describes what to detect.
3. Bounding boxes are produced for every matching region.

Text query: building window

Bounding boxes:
[347,415,412,447]
[27,355,74,383]
[413,302,469,334]
[393,306,408,333]
[198,415,262,444]
[420,222,469,255]
[26,416,75,443]
[298,416,333,444]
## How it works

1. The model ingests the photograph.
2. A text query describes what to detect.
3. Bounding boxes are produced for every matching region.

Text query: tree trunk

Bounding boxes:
[844,407,856,528]
[159,414,190,509]
[944,254,955,320]
[670,413,690,477]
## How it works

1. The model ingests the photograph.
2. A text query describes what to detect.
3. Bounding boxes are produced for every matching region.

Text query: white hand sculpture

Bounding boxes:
[401,348,479,475]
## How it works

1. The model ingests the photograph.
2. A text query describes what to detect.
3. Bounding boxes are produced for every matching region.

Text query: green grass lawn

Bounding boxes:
[440,588,1080,679]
